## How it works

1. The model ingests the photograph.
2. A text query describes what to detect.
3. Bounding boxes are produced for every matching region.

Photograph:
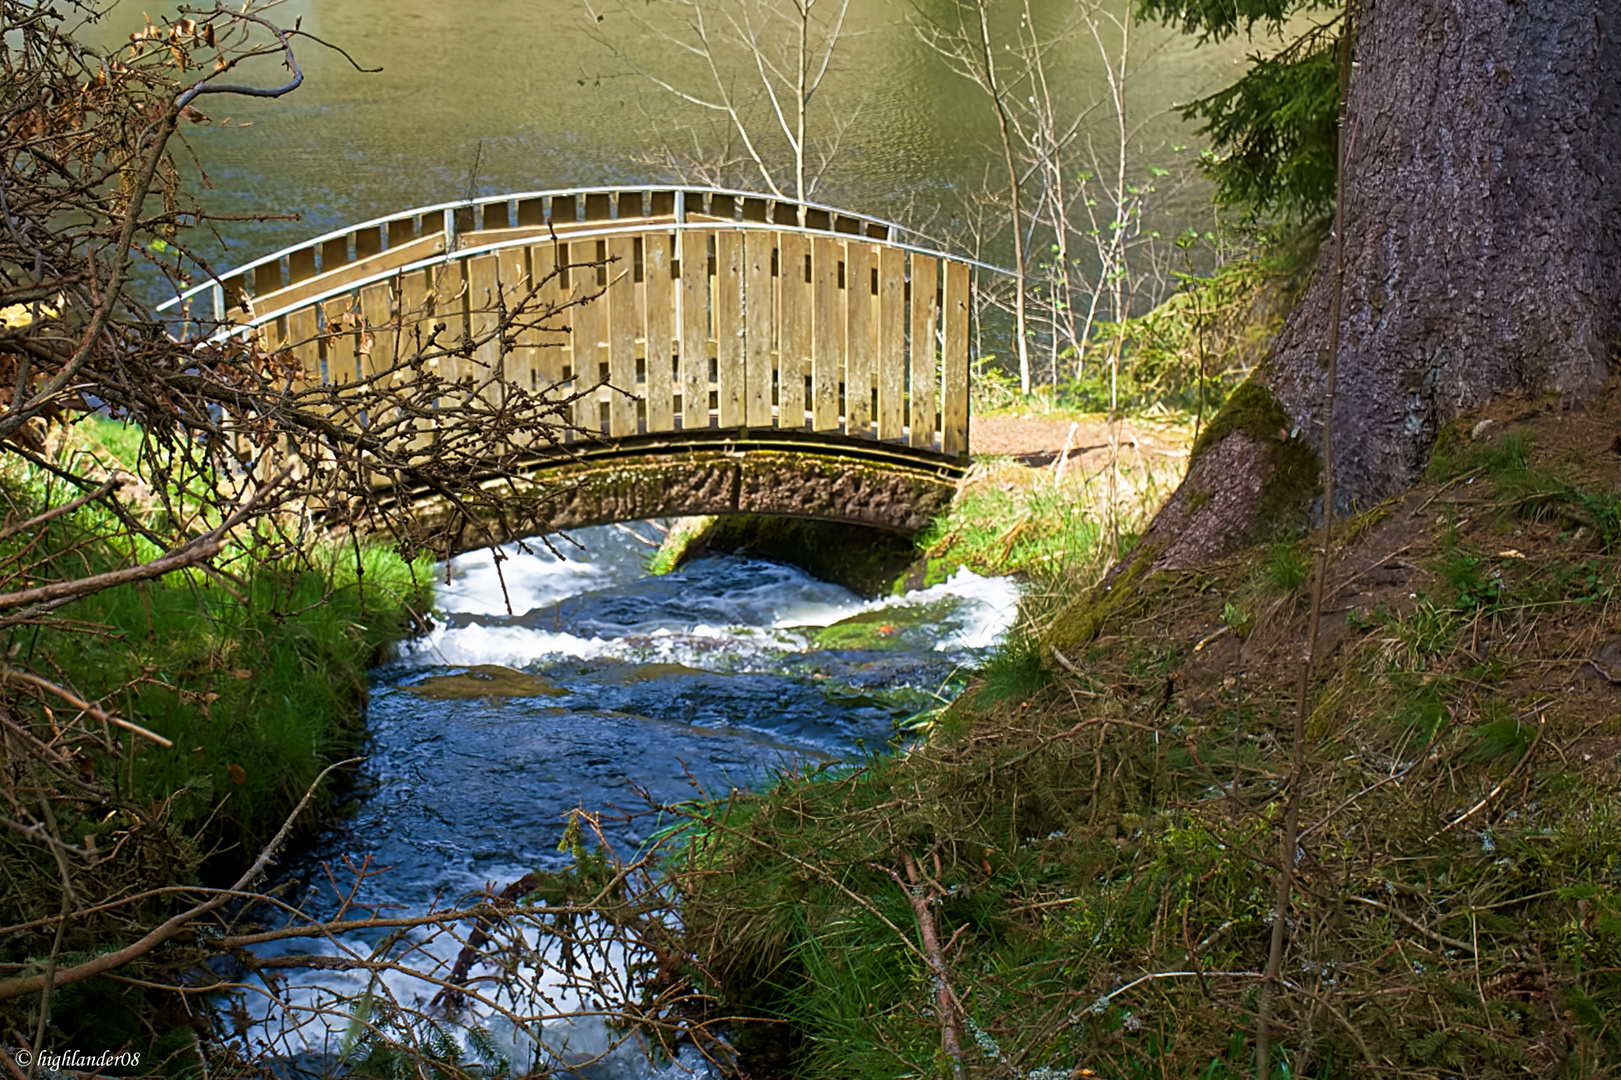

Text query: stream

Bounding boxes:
[244,523,1018,1078]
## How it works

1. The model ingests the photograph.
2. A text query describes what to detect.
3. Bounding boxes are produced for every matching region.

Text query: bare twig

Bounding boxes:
[0,757,360,1002]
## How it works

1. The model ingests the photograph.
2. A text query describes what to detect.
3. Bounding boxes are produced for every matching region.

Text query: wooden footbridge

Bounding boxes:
[160,186,995,547]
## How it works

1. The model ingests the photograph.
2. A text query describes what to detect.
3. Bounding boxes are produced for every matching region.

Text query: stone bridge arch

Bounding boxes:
[368,431,960,556]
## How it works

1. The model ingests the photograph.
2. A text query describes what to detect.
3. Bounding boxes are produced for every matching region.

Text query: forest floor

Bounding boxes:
[671,383,1621,1079]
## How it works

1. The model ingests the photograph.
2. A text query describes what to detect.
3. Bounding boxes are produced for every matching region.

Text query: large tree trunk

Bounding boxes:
[1140,0,1620,569]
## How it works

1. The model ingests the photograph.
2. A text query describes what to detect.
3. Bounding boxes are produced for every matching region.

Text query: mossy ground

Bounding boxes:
[650,387,1621,1079]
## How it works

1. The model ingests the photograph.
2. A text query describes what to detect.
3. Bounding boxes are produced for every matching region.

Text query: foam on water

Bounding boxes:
[404,528,1019,672]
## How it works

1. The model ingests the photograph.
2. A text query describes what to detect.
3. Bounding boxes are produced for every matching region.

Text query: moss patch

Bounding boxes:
[648,516,718,576]
[1040,543,1165,653]
[806,597,963,653]
[405,665,568,700]
[1193,379,1321,540]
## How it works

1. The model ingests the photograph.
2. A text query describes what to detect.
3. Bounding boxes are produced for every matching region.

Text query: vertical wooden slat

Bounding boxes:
[584,192,611,222]
[777,232,810,429]
[395,267,436,457]
[287,302,331,480]
[358,278,395,384]
[288,247,316,285]
[431,257,469,440]
[358,278,396,486]
[482,202,509,231]
[510,244,553,430]
[877,246,906,441]
[606,235,639,436]
[643,231,676,433]
[318,300,355,390]
[941,260,970,456]
[570,273,606,435]
[678,229,710,430]
[321,237,349,272]
[254,262,280,300]
[530,242,568,393]
[811,236,842,432]
[714,231,744,428]
[285,305,321,393]
[282,304,321,483]
[844,240,873,438]
[355,226,382,259]
[498,247,531,400]
[326,296,365,441]
[467,254,503,412]
[909,255,939,450]
[743,231,774,428]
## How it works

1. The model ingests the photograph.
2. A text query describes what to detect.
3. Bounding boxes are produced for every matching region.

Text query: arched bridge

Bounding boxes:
[160,186,996,549]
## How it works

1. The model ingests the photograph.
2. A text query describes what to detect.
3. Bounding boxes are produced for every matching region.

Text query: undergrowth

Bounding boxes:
[0,419,431,1056]
[915,458,1177,589]
[642,423,1621,1079]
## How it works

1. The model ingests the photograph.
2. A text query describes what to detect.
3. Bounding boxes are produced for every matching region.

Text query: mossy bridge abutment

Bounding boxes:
[161,186,1000,552]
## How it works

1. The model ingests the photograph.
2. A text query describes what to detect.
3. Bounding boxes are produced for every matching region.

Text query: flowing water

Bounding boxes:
[245,524,1018,1077]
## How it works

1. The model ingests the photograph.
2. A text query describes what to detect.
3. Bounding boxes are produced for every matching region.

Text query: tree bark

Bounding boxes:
[1140,0,1620,569]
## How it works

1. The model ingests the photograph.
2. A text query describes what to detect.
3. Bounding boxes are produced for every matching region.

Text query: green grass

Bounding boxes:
[635,422,1621,1079]
[1,416,432,989]
[650,650,1621,1079]
[0,418,434,1061]
[1260,540,1310,592]
[37,541,428,852]
[915,473,1157,587]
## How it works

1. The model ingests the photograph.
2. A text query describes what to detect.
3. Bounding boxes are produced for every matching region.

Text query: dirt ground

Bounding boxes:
[969,414,1193,473]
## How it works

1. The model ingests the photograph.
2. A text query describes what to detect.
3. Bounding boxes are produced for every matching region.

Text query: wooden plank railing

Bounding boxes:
[170,189,990,461]
[159,186,909,326]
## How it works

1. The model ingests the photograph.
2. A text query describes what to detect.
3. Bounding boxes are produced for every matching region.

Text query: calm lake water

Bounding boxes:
[88,0,1259,280]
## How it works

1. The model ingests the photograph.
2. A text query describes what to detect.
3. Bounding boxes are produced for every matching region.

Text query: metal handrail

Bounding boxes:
[187,218,1013,344]
[155,185,938,314]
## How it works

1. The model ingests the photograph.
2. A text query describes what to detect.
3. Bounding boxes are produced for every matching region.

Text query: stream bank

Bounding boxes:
[676,395,1621,1078]
[0,422,432,1059]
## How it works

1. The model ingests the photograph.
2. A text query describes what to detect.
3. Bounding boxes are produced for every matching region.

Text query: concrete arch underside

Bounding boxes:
[379,432,964,555]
